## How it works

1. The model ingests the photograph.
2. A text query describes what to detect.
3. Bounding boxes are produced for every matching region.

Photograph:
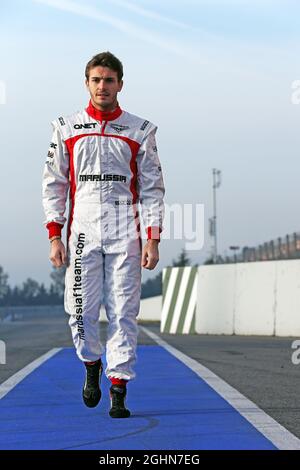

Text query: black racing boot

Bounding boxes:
[109,385,131,418]
[82,358,103,408]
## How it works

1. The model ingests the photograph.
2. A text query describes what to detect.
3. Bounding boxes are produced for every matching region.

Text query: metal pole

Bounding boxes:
[213,170,217,263]
[212,169,221,263]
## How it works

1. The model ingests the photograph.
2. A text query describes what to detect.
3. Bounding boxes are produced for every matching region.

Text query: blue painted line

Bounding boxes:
[0,346,277,450]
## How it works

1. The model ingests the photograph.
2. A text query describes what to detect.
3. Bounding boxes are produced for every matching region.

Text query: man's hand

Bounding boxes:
[141,239,160,270]
[50,239,67,268]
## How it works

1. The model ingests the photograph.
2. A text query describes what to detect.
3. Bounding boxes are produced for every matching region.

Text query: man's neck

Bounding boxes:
[91,99,118,113]
[86,99,122,122]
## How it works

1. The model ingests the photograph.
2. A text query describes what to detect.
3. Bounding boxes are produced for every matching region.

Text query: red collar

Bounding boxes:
[85,100,122,122]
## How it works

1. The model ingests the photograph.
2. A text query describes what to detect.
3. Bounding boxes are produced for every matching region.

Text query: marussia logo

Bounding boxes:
[80,174,127,182]
[109,124,130,134]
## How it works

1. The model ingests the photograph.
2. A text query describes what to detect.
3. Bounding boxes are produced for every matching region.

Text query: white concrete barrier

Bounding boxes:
[276,259,300,336]
[99,295,162,323]
[138,295,162,322]
[196,259,300,337]
[234,262,275,335]
[197,264,235,335]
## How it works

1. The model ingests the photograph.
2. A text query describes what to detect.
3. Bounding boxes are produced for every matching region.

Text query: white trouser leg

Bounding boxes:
[64,227,105,362]
[103,238,142,381]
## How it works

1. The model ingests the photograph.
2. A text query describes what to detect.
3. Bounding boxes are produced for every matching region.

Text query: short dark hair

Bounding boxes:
[85,51,123,82]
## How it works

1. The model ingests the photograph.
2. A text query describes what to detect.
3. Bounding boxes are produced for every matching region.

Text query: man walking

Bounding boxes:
[42,51,165,418]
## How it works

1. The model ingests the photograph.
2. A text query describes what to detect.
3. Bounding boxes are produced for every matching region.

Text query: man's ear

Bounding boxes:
[85,78,89,90]
[118,79,123,92]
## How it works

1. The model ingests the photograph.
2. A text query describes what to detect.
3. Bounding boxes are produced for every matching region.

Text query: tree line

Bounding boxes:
[0,266,64,306]
[0,249,192,307]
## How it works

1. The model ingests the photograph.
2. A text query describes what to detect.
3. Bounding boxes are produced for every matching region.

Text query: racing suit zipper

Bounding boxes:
[101,120,107,136]
[99,120,107,243]
[99,120,107,207]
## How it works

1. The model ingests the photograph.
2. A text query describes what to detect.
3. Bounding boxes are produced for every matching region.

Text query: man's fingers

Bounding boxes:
[50,246,66,268]
[142,254,159,270]
[141,250,148,267]
[50,257,62,268]
[61,247,67,264]
[148,257,159,269]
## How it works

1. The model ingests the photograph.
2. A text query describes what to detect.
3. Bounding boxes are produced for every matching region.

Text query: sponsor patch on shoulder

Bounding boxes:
[140,120,149,130]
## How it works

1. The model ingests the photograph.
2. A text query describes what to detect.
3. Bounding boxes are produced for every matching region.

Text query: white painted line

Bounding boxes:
[183,275,198,334]
[160,268,178,331]
[0,348,62,400]
[170,267,191,333]
[140,326,300,450]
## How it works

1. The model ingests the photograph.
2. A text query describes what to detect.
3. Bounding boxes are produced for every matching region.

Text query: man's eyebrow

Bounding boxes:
[90,76,115,79]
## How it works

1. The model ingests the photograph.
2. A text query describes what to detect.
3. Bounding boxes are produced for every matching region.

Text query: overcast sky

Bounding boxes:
[1,0,300,288]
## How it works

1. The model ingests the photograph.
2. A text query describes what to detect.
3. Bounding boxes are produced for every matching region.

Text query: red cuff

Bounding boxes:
[109,377,128,387]
[146,226,162,241]
[46,222,63,239]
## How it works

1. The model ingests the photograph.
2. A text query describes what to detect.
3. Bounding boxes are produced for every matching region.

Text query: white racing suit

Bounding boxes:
[42,100,165,381]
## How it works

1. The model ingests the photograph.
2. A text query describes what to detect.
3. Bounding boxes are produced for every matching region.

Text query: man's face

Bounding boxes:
[86,66,123,110]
